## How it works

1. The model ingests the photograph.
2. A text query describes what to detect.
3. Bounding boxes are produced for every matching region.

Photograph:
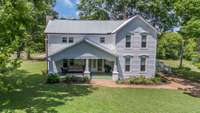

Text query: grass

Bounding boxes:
[160,59,200,72]
[1,60,200,113]
[160,59,200,82]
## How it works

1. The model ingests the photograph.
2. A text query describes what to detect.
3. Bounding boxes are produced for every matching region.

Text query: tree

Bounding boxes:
[0,0,56,92]
[25,0,57,59]
[0,0,33,92]
[157,32,183,59]
[78,0,179,32]
[174,0,200,67]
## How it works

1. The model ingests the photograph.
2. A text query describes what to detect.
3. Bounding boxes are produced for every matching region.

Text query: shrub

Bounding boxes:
[116,75,165,85]
[46,74,60,84]
[82,76,90,83]
[64,76,90,84]
[64,75,73,84]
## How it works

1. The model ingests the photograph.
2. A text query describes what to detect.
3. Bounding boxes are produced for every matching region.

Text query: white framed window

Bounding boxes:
[100,37,105,43]
[140,57,146,72]
[125,57,131,72]
[125,34,131,48]
[69,37,74,43]
[62,37,67,43]
[141,34,147,48]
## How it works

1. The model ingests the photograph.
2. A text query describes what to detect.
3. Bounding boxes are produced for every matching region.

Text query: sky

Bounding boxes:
[53,0,79,19]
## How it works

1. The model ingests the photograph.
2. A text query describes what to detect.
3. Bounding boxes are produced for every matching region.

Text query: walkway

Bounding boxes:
[90,78,196,90]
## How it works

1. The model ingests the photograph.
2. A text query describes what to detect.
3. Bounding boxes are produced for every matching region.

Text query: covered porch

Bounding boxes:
[47,39,119,80]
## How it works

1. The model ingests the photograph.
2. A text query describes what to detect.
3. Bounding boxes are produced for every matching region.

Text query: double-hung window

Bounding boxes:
[125,57,131,72]
[141,35,147,48]
[140,57,146,72]
[125,34,131,48]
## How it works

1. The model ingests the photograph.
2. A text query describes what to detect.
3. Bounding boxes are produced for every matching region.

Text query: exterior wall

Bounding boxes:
[47,34,116,56]
[47,17,157,79]
[116,17,157,79]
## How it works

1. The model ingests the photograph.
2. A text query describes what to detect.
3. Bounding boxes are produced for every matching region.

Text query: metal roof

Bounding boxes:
[45,20,125,34]
[44,15,158,34]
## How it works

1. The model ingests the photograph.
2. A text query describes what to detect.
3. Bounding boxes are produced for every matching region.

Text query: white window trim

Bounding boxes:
[124,56,133,72]
[141,33,148,49]
[139,55,149,73]
[125,34,131,48]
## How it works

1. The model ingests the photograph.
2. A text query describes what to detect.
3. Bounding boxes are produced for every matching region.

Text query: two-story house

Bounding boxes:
[44,15,158,81]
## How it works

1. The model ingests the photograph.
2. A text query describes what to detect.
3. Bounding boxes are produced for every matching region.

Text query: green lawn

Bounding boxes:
[1,61,200,113]
[160,59,200,72]
[160,59,200,82]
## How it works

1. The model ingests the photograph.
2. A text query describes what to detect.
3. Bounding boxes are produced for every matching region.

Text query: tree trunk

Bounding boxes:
[16,50,21,59]
[179,40,184,68]
[27,51,31,60]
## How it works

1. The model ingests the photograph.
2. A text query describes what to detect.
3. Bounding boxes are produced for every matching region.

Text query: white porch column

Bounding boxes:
[112,58,119,81]
[84,59,90,77]
[48,58,57,74]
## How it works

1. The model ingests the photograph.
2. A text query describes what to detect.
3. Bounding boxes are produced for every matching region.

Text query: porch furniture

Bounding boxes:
[61,65,84,74]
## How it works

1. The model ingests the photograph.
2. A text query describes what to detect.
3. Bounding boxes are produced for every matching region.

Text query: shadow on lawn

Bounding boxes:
[0,70,96,113]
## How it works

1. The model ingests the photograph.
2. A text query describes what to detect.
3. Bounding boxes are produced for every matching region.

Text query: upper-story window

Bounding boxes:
[62,37,67,43]
[141,34,147,48]
[125,34,131,48]
[125,57,131,72]
[100,37,105,43]
[69,37,74,43]
[140,57,146,72]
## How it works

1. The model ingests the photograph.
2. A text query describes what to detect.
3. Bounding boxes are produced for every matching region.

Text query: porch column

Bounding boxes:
[84,59,90,77]
[48,58,57,74]
[112,58,119,81]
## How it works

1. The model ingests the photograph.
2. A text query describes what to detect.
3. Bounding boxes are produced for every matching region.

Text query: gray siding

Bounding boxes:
[116,17,157,78]
[47,34,116,56]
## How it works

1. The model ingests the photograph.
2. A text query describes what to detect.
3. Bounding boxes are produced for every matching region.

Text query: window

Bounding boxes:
[125,34,131,48]
[140,57,146,71]
[100,37,105,43]
[69,59,74,66]
[69,37,74,43]
[125,57,131,72]
[62,37,67,43]
[141,35,147,48]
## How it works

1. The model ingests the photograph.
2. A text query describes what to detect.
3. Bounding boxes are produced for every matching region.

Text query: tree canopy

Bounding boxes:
[0,0,56,92]
[78,0,179,32]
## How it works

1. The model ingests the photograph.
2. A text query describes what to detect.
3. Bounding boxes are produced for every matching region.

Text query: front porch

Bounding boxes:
[47,39,119,80]
[51,59,114,80]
